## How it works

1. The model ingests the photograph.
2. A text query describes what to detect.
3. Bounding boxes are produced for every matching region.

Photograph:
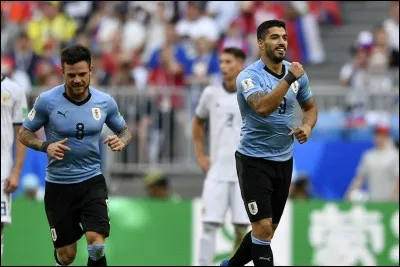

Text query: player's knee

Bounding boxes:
[57,247,76,265]
[85,231,105,245]
[202,222,220,239]
[252,218,273,240]
[88,244,105,261]
[234,224,249,240]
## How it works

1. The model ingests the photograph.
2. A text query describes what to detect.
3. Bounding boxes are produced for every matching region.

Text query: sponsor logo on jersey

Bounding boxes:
[291,81,300,94]
[241,78,255,92]
[92,107,101,120]
[28,108,36,121]
[1,92,10,104]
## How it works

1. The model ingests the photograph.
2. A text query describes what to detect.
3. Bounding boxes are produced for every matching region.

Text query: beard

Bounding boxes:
[266,48,285,64]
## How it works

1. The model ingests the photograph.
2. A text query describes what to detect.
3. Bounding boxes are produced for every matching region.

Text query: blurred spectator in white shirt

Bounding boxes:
[368,26,393,92]
[205,1,240,36]
[175,1,219,44]
[383,2,399,55]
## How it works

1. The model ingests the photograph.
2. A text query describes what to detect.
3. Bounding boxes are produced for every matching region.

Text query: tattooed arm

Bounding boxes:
[117,126,132,147]
[18,127,45,151]
[247,79,292,116]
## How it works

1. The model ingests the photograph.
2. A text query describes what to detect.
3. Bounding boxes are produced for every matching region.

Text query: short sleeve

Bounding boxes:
[23,95,49,132]
[195,87,212,119]
[393,152,399,177]
[105,96,126,134]
[12,88,28,124]
[296,72,313,105]
[236,71,265,101]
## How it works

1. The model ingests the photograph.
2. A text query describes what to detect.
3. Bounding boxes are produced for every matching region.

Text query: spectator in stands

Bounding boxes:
[60,1,96,34]
[188,36,220,86]
[8,31,42,84]
[1,12,21,55]
[1,56,32,92]
[143,171,181,201]
[383,1,399,68]
[346,124,399,202]
[368,25,394,92]
[175,1,219,45]
[218,19,251,57]
[91,50,111,86]
[26,1,77,56]
[205,1,240,37]
[110,60,136,87]
[339,44,370,112]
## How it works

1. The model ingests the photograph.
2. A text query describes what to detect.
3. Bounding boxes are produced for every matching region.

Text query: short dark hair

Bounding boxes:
[222,47,247,61]
[61,44,91,67]
[257,20,286,41]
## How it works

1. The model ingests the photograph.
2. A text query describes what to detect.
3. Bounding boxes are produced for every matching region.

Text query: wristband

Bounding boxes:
[284,71,297,85]
[40,141,51,152]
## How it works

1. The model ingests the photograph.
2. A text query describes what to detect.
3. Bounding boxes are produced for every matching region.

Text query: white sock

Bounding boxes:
[199,223,218,266]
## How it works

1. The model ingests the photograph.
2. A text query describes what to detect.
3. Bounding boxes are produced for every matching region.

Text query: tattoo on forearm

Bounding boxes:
[18,128,43,151]
[118,126,132,146]
[247,91,266,111]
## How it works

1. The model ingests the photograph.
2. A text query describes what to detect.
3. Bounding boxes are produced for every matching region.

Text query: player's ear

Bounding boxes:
[89,64,93,75]
[258,39,264,50]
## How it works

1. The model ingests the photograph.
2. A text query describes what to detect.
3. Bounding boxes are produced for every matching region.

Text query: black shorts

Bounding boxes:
[44,174,110,248]
[235,151,293,224]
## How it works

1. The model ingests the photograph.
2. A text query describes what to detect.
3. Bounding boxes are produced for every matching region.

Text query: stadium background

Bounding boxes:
[1,1,399,266]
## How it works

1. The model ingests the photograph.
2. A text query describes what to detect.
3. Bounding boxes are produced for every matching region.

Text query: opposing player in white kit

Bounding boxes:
[192,47,249,266]
[1,75,28,261]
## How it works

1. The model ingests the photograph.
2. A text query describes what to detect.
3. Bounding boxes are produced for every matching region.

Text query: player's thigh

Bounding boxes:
[1,181,12,225]
[230,181,250,225]
[235,151,274,223]
[44,181,84,248]
[80,174,110,238]
[271,158,293,225]
[201,178,230,224]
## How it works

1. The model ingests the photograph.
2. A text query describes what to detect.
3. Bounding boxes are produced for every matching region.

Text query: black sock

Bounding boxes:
[251,242,273,266]
[54,249,63,265]
[228,231,252,266]
[87,255,107,266]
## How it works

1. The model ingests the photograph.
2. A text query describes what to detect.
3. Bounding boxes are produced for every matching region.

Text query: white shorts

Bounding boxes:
[201,179,249,225]
[1,180,12,224]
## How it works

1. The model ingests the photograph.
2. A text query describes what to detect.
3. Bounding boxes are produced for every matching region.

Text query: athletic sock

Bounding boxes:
[251,234,273,266]
[228,230,252,266]
[87,255,107,266]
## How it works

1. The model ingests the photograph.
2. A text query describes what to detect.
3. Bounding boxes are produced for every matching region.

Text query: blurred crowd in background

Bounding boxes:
[1,0,343,91]
[1,1,399,202]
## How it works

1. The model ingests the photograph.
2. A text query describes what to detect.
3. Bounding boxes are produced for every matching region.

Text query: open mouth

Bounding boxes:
[276,48,286,52]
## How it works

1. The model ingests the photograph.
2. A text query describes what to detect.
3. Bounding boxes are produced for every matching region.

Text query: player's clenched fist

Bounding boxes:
[288,124,311,144]
[47,138,71,160]
[288,62,304,79]
[104,135,125,152]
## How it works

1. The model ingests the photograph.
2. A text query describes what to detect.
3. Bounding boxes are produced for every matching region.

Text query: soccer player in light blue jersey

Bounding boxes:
[220,20,318,266]
[18,44,132,266]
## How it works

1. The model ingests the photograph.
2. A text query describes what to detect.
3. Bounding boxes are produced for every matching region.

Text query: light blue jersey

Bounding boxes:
[236,59,312,161]
[23,85,126,184]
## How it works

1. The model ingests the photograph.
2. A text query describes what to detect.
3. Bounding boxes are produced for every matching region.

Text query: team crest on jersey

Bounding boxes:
[248,201,258,215]
[92,107,101,120]
[241,78,255,92]
[50,228,57,241]
[291,81,300,94]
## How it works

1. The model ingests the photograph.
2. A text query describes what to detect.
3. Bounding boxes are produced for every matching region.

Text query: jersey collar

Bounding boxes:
[63,85,92,106]
[263,62,286,79]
